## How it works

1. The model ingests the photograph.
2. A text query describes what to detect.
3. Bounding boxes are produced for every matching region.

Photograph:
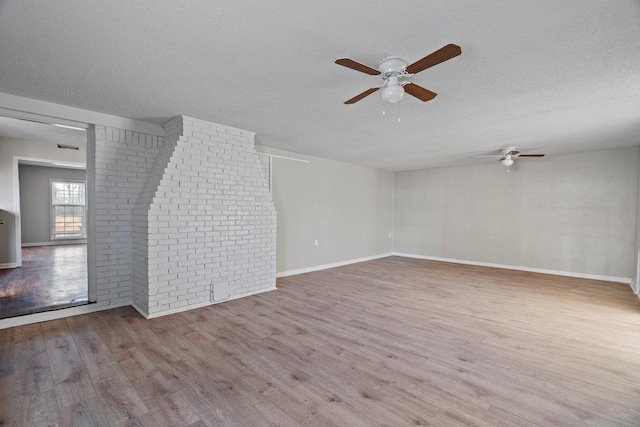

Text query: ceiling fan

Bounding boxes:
[335,44,462,105]
[477,147,545,167]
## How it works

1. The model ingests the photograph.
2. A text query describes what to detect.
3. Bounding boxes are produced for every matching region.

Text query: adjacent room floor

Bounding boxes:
[0,256,639,425]
[0,244,88,319]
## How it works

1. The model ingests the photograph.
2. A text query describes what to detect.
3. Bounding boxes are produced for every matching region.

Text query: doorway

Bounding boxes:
[0,115,91,319]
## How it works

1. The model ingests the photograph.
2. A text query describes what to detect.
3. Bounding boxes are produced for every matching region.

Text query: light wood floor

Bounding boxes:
[1,256,639,426]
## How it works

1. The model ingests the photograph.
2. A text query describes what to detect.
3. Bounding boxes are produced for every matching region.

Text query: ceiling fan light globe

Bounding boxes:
[382,85,405,103]
[501,158,514,167]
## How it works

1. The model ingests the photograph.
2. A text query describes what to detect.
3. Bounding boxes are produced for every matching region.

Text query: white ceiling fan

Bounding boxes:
[335,44,462,105]
[477,147,545,167]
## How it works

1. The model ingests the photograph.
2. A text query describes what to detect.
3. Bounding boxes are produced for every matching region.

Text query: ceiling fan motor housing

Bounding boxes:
[378,57,407,74]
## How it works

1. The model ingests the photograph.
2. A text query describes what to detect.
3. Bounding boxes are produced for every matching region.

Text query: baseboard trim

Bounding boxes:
[146,286,278,319]
[1,285,280,326]
[630,280,639,296]
[22,240,86,247]
[0,262,19,269]
[392,252,631,284]
[276,253,393,278]
[0,302,128,330]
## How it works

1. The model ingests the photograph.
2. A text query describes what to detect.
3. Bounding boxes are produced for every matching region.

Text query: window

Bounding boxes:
[51,180,86,239]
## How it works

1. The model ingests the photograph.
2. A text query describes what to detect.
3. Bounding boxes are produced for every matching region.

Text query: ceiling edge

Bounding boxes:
[0,92,164,136]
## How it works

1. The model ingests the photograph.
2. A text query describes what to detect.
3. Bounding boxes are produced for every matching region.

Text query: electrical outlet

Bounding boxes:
[314,239,318,246]
[388,233,391,238]
[0,219,4,225]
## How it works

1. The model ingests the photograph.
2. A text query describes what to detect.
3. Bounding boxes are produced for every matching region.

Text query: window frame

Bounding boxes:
[50,179,87,240]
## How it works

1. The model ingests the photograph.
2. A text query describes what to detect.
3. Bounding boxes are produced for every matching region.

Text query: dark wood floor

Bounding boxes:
[0,245,88,319]
[1,256,639,426]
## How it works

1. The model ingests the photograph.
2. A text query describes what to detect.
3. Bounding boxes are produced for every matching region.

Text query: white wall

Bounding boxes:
[634,150,640,295]
[394,147,639,280]
[260,147,394,274]
[0,138,85,266]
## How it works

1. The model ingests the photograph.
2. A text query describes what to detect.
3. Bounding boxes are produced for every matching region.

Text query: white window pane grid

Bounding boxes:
[51,181,86,239]
[52,182,85,205]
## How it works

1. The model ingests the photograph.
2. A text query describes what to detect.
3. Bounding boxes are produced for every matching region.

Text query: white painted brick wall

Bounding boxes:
[132,116,276,318]
[90,117,275,317]
[93,125,162,309]
[130,117,182,316]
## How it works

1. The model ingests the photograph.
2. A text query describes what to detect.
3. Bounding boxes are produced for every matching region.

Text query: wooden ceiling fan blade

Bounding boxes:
[405,44,462,74]
[403,83,437,102]
[518,154,545,157]
[335,58,380,76]
[344,87,379,104]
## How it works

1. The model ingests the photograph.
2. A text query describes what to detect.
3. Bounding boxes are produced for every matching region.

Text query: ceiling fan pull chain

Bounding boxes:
[391,102,401,122]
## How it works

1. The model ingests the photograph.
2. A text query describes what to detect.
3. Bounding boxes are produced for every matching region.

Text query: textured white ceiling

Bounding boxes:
[0,116,86,148]
[0,1,639,171]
